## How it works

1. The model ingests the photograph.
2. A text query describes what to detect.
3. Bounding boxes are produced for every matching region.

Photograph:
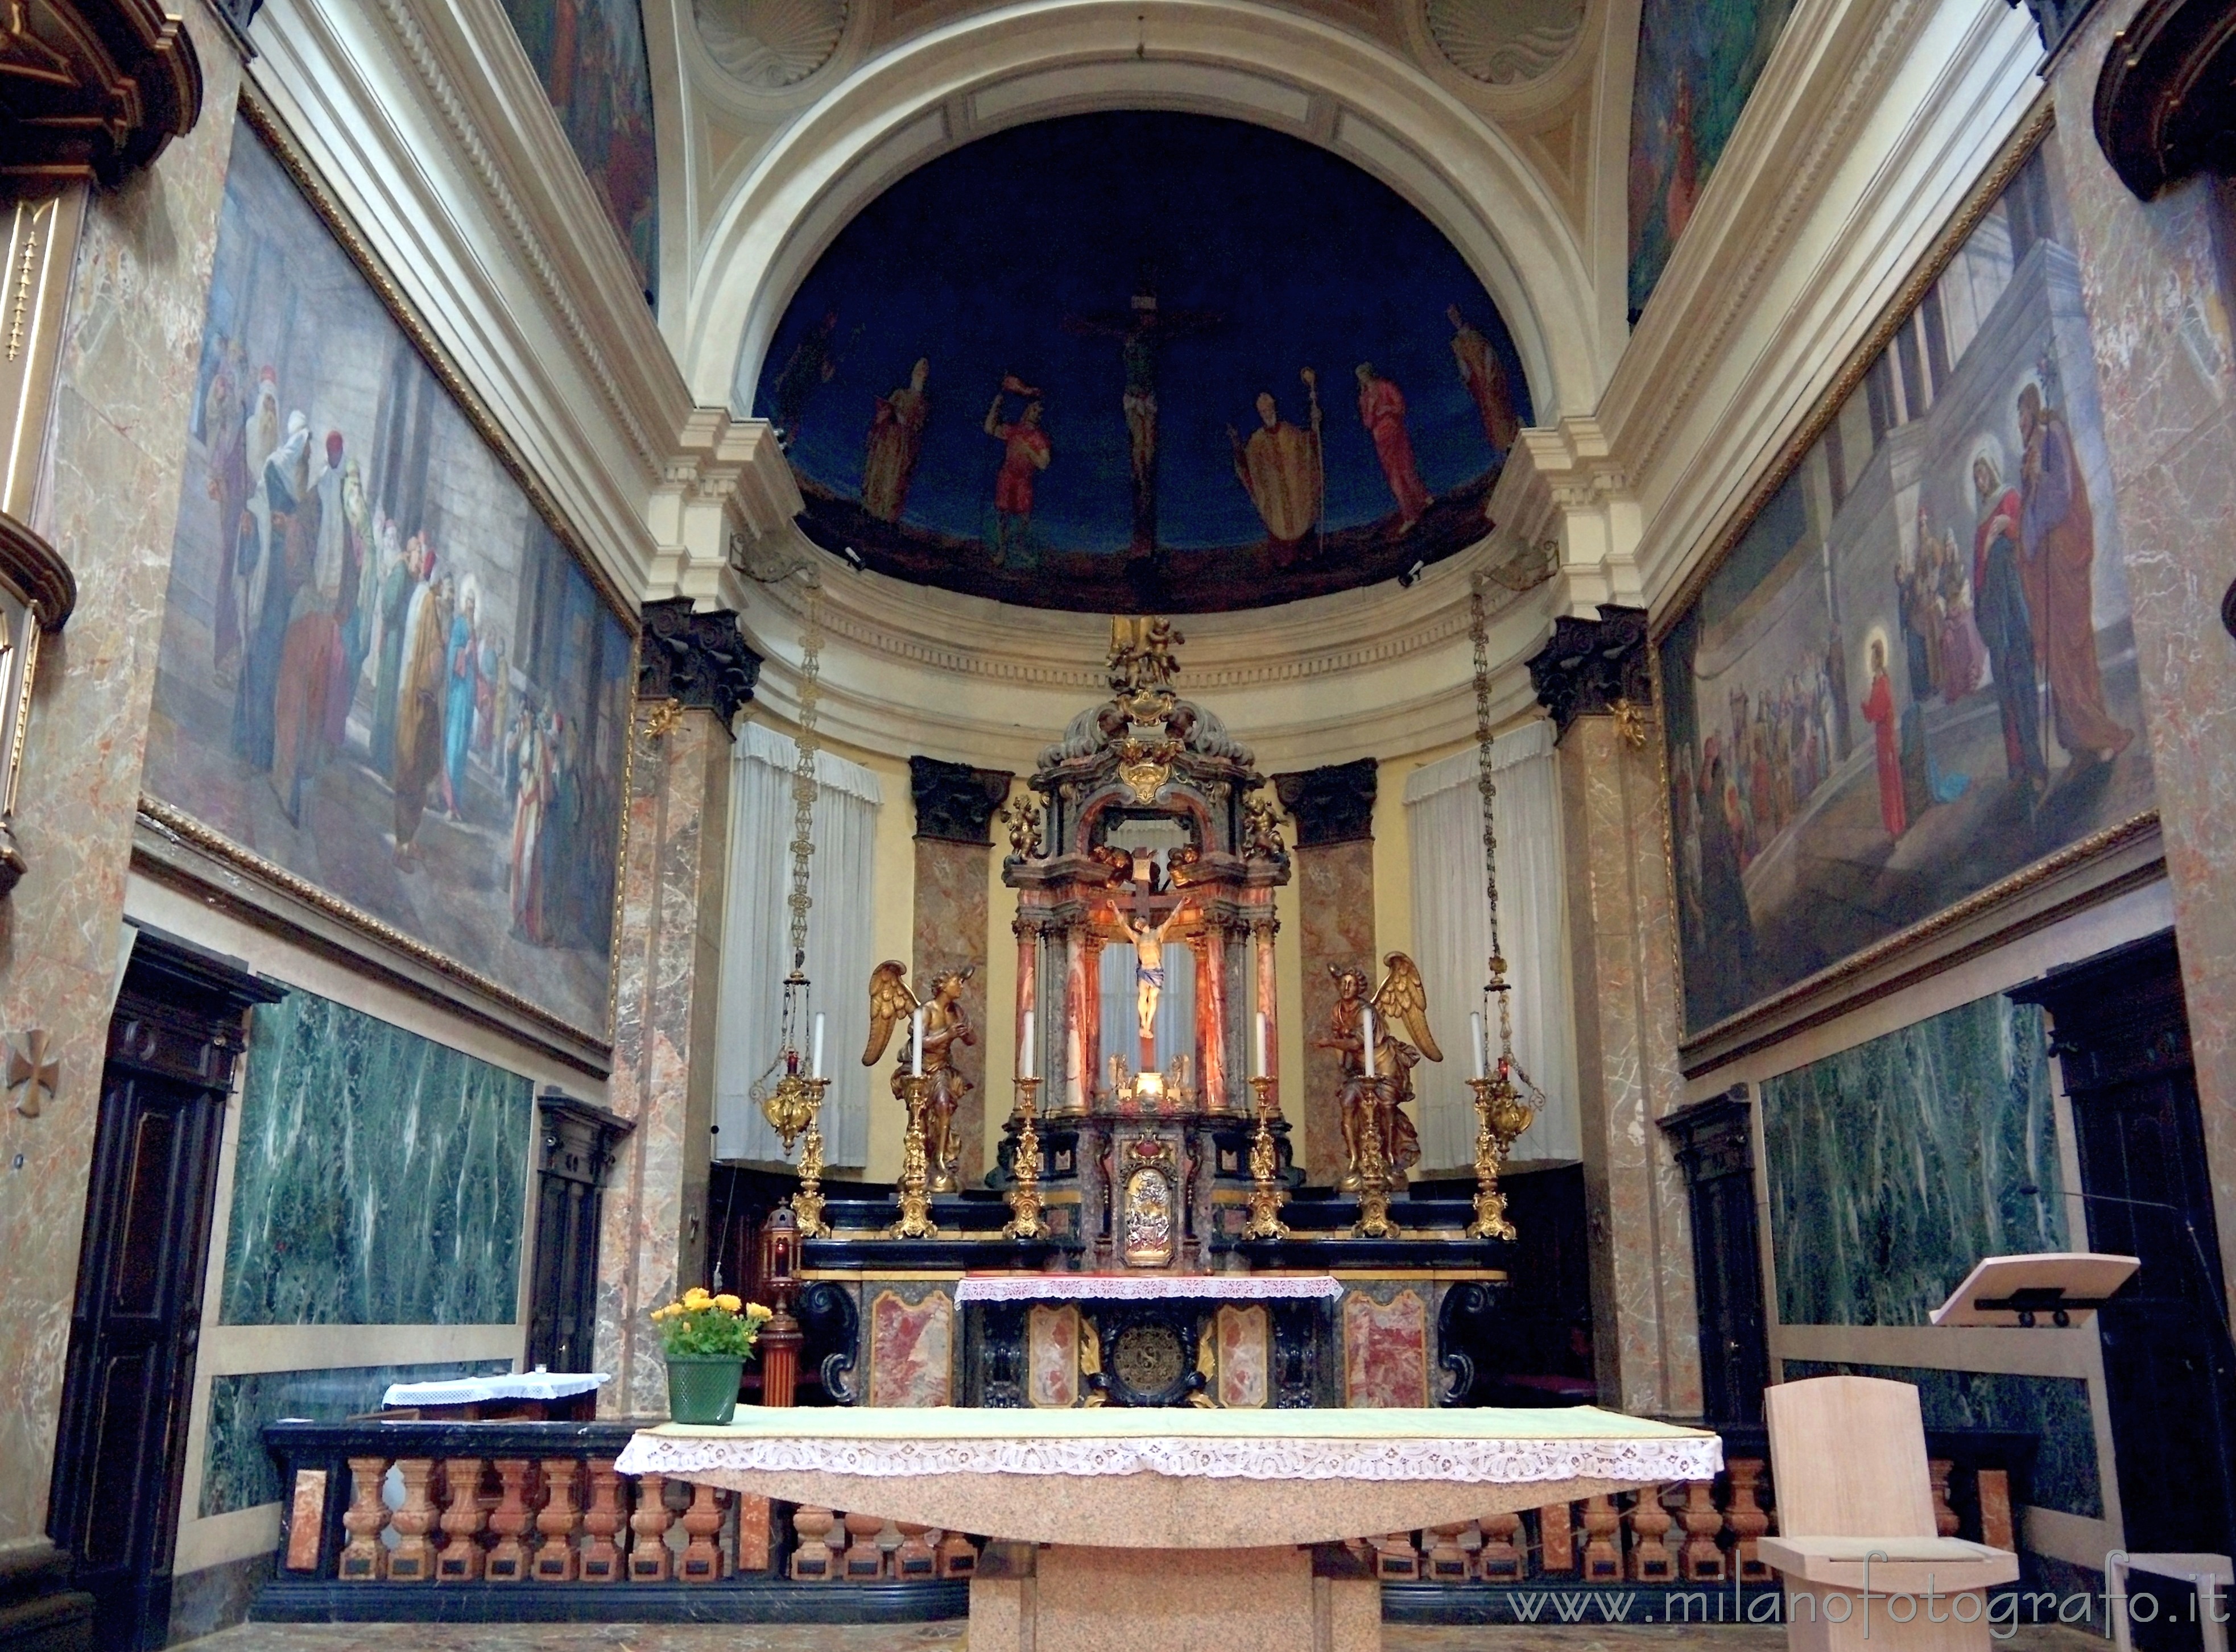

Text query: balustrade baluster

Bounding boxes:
[1929,1459,1961,1537]
[1976,1468,2014,1551]
[1373,1532,1421,1581]
[1581,1494,1622,1580]
[534,1459,582,1581]
[580,1461,625,1581]
[1678,1480,1726,1581]
[1537,1502,1575,1574]
[936,1529,978,1579]
[791,1507,838,1580]
[1425,1522,1470,1582]
[436,1459,486,1581]
[1725,1459,1772,1581]
[1627,1485,1676,1581]
[627,1473,673,1581]
[338,1457,390,1581]
[387,1460,438,1581]
[1479,1511,1524,1581]
[842,1511,886,1579]
[485,1459,535,1580]
[895,1522,938,1580]
[679,1483,725,1581]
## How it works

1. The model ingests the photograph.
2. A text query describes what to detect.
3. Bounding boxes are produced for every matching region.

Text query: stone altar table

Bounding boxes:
[616,1406,1721,1650]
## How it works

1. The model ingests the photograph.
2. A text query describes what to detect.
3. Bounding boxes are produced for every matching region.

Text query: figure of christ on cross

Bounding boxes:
[1063,291,1224,557]
[1109,891,1190,1071]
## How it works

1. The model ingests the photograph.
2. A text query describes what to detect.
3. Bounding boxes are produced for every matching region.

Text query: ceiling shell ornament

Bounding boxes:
[694,0,847,89]
[1423,0,1586,84]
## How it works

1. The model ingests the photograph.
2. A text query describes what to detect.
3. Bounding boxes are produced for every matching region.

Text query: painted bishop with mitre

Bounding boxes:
[1229,372,1323,552]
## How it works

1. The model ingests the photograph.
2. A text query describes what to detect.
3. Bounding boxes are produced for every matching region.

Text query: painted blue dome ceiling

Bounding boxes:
[755,112,1532,614]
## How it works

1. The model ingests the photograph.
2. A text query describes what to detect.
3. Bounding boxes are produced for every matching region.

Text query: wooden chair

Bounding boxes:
[1762,1376,2019,1652]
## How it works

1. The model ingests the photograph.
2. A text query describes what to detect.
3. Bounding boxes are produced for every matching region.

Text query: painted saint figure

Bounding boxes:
[391,564,454,868]
[771,309,844,446]
[1355,363,1431,532]
[983,383,1051,561]
[1970,444,2048,793]
[1063,291,1224,553]
[1448,305,1519,457]
[443,580,479,821]
[271,431,352,823]
[862,358,931,523]
[234,408,312,773]
[1228,375,1323,551]
[2015,382,2131,765]
[1859,637,1906,840]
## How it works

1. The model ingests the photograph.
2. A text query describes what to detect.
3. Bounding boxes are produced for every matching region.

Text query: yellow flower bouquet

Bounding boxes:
[651,1287,775,1423]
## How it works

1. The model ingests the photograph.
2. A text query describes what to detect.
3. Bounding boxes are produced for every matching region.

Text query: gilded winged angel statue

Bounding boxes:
[863,960,976,1194]
[1314,953,1442,1190]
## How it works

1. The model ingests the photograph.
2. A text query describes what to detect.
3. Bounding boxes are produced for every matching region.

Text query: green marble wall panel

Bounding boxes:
[1762,993,2068,1328]
[1783,1360,2101,1518]
[200,1360,511,1516]
[220,989,534,1326]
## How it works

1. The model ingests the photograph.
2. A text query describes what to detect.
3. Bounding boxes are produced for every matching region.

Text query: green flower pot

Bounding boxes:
[664,1353,745,1425]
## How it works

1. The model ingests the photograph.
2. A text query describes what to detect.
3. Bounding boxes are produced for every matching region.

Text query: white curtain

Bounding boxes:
[714,721,883,1168]
[1404,721,1581,1169]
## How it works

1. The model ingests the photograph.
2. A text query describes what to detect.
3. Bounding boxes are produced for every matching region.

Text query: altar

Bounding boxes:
[615,1406,1723,1650]
[763,619,1541,1412]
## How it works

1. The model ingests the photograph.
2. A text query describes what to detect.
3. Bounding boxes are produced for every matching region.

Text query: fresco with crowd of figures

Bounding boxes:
[147,116,634,1032]
[754,112,1533,613]
[496,0,659,304]
[1658,134,2157,1036]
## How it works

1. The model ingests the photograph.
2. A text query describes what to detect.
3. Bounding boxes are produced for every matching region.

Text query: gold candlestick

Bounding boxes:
[1241,1074,1289,1241]
[1464,1069,1535,1241]
[761,1070,832,1239]
[1351,1077,1397,1239]
[1002,1076,1048,1241]
[888,1075,939,1239]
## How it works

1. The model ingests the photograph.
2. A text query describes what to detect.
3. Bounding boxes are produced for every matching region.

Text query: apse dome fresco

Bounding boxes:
[753,113,1534,614]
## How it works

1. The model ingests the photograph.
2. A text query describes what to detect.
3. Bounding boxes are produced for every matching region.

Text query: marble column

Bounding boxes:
[596,599,760,1418]
[2047,43,2236,1307]
[907,757,1012,1187]
[1530,608,1704,1419]
[0,13,239,1543]
[1272,760,1378,1184]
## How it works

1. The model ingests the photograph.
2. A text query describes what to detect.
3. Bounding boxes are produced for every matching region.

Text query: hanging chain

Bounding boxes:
[786,583,823,979]
[1470,577,1503,970]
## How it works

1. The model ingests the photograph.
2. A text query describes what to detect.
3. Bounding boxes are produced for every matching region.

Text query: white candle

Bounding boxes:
[1021,1009,1036,1080]
[1255,1012,1269,1080]
[811,1012,826,1081]
[910,1008,925,1078]
[1470,1012,1485,1082]
[1361,1007,1377,1079]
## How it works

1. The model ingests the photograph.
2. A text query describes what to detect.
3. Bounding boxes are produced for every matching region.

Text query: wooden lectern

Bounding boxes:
[1762,1376,2019,1652]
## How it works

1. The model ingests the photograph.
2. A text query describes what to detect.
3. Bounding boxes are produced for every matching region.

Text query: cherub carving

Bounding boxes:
[863,961,977,1194]
[1315,954,1442,1191]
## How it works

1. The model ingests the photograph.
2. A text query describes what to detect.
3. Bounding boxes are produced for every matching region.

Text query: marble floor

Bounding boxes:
[179,1623,2110,1650]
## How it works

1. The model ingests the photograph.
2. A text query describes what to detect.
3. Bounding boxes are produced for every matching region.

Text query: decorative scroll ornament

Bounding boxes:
[1424,0,1585,84]
[694,0,846,89]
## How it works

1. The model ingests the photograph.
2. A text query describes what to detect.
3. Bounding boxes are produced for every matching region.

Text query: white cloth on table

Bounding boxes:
[382,1371,610,1406]
[952,1273,1343,1305]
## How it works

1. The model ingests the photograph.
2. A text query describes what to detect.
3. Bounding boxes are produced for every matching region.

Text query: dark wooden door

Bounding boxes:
[1661,1088,1770,1423]
[2014,931,2236,1574]
[524,1092,632,1375]
[47,930,280,1650]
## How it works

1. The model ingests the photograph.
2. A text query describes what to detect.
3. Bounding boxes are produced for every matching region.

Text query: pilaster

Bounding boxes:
[908,756,1012,1187]
[1529,610,1703,1418]
[1272,760,1378,1185]
[645,409,803,607]
[595,603,759,1418]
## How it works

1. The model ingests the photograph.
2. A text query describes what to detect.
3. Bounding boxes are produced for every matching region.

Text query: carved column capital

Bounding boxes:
[1526,605,1650,737]
[635,598,761,727]
[1272,759,1378,847]
[909,756,1014,845]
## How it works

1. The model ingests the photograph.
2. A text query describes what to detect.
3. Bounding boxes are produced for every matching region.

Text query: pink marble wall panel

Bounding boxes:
[595,708,727,1418]
[1341,1288,1428,1407]
[1297,840,1377,1183]
[0,14,241,1540]
[2045,42,2236,1305]
[1216,1304,1270,1407]
[1027,1303,1078,1407]
[867,1289,954,1407]
[1560,717,1702,1418]
[914,837,991,1183]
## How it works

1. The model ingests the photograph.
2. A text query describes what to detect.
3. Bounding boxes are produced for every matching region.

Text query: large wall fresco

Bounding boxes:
[1659,135,2156,1035]
[497,0,660,303]
[1627,0,1796,317]
[752,112,1532,614]
[152,117,635,1033]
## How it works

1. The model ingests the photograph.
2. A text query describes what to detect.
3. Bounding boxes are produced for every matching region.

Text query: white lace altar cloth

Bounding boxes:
[953,1273,1343,1305]
[613,1409,1723,1549]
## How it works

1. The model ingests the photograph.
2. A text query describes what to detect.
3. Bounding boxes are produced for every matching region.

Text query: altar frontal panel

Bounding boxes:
[867,1286,956,1407]
[1658,126,2156,1038]
[1342,1285,1430,1407]
[149,111,635,1036]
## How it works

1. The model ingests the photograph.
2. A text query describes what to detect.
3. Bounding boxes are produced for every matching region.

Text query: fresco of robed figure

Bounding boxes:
[155,117,634,1033]
[1658,135,2157,1037]
[755,111,1533,614]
